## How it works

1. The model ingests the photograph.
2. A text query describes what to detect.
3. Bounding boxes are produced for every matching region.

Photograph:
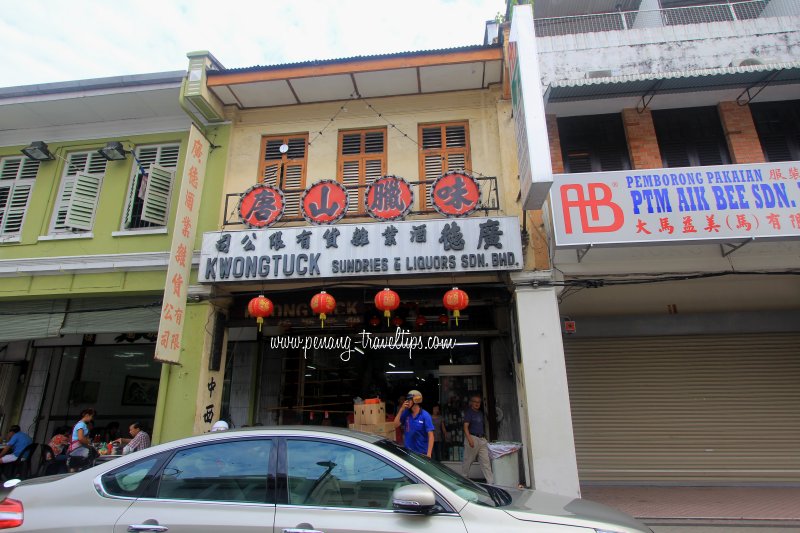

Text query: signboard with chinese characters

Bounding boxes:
[301,180,348,224]
[550,161,800,247]
[239,184,285,228]
[200,216,522,282]
[509,4,553,210]
[365,176,413,220]
[155,124,209,364]
[430,172,480,217]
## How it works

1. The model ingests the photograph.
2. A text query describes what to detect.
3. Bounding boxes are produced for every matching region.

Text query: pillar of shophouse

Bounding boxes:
[622,108,663,169]
[718,102,767,164]
[511,272,581,498]
[152,298,228,443]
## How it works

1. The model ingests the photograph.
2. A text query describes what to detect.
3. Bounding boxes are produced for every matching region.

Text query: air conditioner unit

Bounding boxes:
[586,69,615,79]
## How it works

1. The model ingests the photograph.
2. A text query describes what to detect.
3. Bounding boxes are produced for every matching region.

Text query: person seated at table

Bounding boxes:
[103,421,121,443]
[113,422,151,455]
[48,426,70,456]
[1,425,33,465]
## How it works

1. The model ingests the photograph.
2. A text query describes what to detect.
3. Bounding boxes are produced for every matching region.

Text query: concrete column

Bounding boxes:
[512,274,580,498]
[623,108,663,170]
[718,102,766,164]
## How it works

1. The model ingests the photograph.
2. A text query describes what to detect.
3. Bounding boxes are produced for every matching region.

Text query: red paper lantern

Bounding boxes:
[415,314,427,328]
[392,316,404,327]
[374,288,400,326]
[443,287,469,326]
[310,290,336,328]
[369,316,381,327]
[438,314,449,325]
[247,295,274,332]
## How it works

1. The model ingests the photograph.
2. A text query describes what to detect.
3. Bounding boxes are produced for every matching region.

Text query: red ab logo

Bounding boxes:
[560,183,624,234]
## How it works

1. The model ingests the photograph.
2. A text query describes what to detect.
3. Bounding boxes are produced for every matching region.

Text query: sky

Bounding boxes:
[0,0,507,88]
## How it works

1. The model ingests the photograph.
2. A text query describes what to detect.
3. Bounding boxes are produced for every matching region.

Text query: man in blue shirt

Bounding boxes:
[1,425,33,464]
[393,389,434,457]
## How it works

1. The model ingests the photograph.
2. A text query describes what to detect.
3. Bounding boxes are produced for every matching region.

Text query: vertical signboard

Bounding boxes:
[155,124,209,363]
[509,4,553,210]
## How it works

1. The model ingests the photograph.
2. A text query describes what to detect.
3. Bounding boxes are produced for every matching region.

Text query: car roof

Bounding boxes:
[153,425,386,451]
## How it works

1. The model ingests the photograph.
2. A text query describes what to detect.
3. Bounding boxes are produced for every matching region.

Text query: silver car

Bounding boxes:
[0,427,651,532]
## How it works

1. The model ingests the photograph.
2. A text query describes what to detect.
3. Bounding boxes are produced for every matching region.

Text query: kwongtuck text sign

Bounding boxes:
[200,216,523,282]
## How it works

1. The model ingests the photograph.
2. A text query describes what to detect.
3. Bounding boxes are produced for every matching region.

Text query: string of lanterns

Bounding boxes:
[246,287,469,330]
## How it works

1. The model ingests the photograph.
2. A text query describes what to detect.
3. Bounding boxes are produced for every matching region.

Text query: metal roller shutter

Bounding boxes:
[564,333,800,483]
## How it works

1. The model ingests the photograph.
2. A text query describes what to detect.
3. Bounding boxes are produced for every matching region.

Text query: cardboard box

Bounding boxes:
[354,402,385,425]
[349,421,396,439]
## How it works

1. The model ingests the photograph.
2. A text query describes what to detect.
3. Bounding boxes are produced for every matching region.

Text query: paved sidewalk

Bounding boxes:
[581,486,800,532]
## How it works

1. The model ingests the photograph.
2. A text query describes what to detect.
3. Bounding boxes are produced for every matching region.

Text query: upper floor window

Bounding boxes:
[337,128,386,214]
[653,107,731,168]
[751,100,800,162]
[0,156,40,237]
[260,135,308,218]
[122,143,181,230]
[558,114,631,173]
[419,122,470,208]
[51,151,107,233]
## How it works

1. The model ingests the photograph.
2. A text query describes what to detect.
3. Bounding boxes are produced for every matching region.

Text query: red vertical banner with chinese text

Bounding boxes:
[155,124,209,363]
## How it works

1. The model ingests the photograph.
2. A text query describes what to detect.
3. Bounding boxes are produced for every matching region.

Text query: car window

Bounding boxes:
[101,455,162,498]
[376,440,499,507]
[157,439,272,503]
[286,439,413,509]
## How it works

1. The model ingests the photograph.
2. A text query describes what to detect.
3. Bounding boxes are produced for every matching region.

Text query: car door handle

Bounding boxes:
[128,525,168,532]
[283,529,323,533]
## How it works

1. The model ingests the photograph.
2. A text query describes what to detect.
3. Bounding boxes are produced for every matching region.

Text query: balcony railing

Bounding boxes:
[222,176,500,227]
[533,0,798,37]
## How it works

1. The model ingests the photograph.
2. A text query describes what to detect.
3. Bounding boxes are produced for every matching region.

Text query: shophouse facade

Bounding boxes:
[172,22,582,493]
[531,0,800,485]
[0,73,231,449]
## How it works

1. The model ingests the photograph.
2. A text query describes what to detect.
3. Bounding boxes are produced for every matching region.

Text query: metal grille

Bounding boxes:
[533,1,790,38]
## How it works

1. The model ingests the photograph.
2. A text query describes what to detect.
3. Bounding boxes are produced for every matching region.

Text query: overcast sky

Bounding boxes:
[0,0,507,88]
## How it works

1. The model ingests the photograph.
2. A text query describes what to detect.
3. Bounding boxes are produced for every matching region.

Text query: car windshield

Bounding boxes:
[375,439,509,508]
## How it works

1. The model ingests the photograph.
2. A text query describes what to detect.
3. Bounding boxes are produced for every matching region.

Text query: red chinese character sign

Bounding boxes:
[430,171,481,217]
[365,175,413,220]
[156,124,209,364]
[238,184,285,228]
[301,180,348,224]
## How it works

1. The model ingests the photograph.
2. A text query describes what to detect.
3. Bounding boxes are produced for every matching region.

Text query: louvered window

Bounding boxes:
[0,156,40,236]
[558,114,631,173]
[337,129,386,214]
[122,143,180,230]
[260,135,308,218]
[653,107,731,168]
[418,122,470,209]
[51,151,108,233]
[751,100,800,162]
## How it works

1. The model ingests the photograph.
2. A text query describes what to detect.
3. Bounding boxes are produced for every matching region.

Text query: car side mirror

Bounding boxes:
[392,484,436,513]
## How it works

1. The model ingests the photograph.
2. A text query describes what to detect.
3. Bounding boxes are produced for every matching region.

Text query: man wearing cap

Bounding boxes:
[393,390,434,457]
[462,395,494,484]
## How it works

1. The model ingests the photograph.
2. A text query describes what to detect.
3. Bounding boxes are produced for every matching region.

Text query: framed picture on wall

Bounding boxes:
[121,376,159,406]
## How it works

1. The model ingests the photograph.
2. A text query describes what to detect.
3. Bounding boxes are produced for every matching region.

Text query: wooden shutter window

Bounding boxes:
[54,152,107,232]
[418,122,471,209]
[558,114,630,173]
[140,164,174,226]
[259,134,308,218]
[751,100,800,162]
[124,143,181,229]
[0,157,39,235]
[337,128,387,214]
[65,173,103,231]
[653,107,731,168]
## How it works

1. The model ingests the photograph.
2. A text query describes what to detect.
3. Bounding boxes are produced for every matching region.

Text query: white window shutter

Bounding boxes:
[140,164,174,226]
[65,173,102,230]
[2,183,33,234]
